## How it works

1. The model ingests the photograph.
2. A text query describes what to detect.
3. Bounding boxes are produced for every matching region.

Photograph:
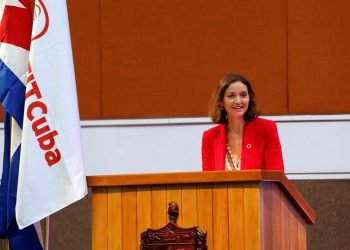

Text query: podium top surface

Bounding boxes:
[87,170,316,224]
[88,170,285,186]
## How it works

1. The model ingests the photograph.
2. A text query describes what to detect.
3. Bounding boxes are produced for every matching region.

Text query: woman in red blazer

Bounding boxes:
[201,73,284,172]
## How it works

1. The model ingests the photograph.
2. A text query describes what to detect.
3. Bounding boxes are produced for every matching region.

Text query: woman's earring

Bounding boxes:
[221,106,224,111]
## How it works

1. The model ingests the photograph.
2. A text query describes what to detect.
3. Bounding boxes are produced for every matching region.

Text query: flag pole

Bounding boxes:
[45,216,50,250]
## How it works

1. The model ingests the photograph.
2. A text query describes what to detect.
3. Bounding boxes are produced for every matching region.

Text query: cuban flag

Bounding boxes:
[16,0,87,229]
[0,0,43,249]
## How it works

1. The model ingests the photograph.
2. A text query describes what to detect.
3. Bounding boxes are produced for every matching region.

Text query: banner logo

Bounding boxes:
[32,0,49,41]
[25,63,61,167]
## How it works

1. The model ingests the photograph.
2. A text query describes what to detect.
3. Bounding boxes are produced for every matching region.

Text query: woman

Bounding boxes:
[201,73,284,171]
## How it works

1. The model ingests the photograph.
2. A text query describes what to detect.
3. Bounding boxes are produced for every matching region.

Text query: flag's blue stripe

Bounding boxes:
[0,112,42,249]
[7,131,42,250]
[0,59,25,128]
[7,137,21,229]
[8,220,43,250]
[0,113,11,237]
[0,61,42,248]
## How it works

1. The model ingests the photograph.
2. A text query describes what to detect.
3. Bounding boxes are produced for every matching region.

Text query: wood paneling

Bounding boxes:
[67,0,101,119]
[271,183,282,250]
[244,183,260,250]
[181,184,198,227]
[88,170,316,224]
[99,0,287,118]
[262,183,273,250]
[107,187,122,250]
[121,186,137,249]
[3,1,350,122]
[260,182,307,250]
[91,187,108,250]
[280,193,290,249]
[228,183,245,249]
[212,184,229,249]
[289,203,299,250]
[298,220,307,250]
[89,172,315,249]
[151,185,167,229]
[288,0,350,114]
[136,186,151,247]
[197,184,213,250]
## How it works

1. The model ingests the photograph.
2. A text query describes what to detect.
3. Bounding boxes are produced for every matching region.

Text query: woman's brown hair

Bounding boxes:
[209,73,259,124]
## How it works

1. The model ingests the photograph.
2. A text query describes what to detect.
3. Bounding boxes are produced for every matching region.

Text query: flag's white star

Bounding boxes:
[0,0,26,23]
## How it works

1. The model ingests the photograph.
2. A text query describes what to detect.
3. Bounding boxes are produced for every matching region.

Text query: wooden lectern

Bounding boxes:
[87,170,316,249]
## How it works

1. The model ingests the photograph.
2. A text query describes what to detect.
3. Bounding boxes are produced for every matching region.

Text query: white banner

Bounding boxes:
[16,0,87,229]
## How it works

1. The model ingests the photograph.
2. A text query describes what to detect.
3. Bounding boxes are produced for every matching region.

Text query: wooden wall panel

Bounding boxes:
[108,187,122,250]
[92,188,108,250]
[212,184,229,249]
[151,185,167,228]
[3,1,350,121]
[280,190,290,249]
[271,184,282,250]
[243,183,260,250]
[289,204,299,250]
[99,0,287,118]
[136,186,151,244]
[121,186,137,249]
[228,183,245,249]
[262,182,307,250]
[298,220,307,250]
[181,184,198,227]
[261,183,273,250]
[68,0,101,119]
[197,184,213,250]
[288,0,350,114]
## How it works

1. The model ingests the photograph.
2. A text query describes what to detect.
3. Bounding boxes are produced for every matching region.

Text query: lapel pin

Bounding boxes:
[246,144,252,149]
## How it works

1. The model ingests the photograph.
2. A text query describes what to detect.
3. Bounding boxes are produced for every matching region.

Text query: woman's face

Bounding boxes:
[221,81,250,119]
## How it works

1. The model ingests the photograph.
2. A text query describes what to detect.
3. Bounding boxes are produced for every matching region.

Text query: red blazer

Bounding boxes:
[201,118,284,171]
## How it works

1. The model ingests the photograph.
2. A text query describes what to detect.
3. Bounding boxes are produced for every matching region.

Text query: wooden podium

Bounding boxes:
[87,170,316,249]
